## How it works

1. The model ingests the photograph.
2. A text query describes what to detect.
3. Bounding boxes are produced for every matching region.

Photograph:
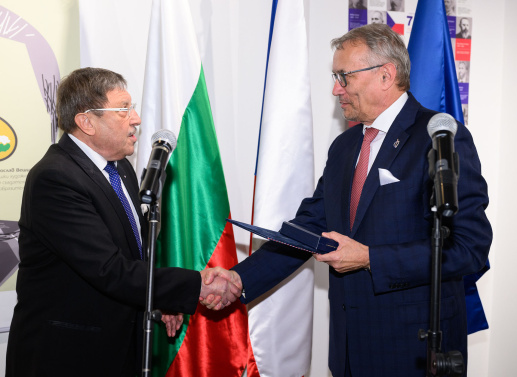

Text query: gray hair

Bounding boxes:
[56,67,127,133]
[331,24,410,91]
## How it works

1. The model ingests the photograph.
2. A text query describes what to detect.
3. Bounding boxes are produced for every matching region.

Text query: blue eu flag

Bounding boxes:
[408,0,489,334]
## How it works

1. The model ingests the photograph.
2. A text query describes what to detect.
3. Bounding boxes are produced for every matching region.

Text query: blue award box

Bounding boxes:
[227,219,338,254]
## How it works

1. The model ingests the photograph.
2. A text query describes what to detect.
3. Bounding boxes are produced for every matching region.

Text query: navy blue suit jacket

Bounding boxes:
[233,93,491,376]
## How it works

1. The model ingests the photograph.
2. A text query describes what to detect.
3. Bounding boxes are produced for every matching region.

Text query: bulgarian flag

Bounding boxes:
[136,0,248,376]
[247,0,315,376]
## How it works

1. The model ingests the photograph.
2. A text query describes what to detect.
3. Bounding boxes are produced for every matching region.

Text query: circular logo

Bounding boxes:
[0,117,17,161]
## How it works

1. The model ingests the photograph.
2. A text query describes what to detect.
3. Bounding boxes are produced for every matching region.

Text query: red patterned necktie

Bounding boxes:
[350,127,379,230]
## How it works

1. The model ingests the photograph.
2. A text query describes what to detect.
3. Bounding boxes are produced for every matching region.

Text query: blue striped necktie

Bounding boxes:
[104,161,143,259]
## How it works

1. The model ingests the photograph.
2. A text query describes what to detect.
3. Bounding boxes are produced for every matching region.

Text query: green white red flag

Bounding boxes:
[136,0,248,376]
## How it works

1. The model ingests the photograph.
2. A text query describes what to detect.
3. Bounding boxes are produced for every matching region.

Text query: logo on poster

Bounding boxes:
[0,117,17,161]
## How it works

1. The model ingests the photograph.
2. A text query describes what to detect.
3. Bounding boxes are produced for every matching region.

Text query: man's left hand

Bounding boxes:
[161,313,184,337]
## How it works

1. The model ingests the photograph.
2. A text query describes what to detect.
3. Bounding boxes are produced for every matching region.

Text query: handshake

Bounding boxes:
[199,267,243,310]
[162,267,242,337]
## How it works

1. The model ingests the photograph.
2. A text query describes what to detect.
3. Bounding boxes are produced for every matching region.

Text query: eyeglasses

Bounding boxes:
[84,103,137,119]
[332,65,385,87]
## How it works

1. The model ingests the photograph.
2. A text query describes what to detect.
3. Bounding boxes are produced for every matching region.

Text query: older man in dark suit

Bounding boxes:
[6,67,240,377]
[209,24,491,376]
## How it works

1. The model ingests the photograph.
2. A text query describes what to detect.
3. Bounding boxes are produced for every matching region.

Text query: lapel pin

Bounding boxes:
[393,139,400,148]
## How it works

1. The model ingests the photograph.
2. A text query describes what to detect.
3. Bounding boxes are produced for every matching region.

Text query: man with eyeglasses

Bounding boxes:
[208,24,491,376]
[6,67,241,377]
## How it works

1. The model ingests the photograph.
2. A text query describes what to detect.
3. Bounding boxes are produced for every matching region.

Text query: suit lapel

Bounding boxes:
[58,134,143,260]
[350,94,421,235]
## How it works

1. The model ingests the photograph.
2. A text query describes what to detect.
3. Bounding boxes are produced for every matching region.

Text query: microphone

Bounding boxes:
[139,129,177,204]
[427,113,460,217]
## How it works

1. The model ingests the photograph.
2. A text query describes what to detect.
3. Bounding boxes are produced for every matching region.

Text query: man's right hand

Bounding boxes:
[199,267,242,310]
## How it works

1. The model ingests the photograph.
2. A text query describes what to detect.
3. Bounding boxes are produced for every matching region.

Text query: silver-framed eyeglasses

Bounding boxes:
[332,65,385,87]
[84,103,137,119]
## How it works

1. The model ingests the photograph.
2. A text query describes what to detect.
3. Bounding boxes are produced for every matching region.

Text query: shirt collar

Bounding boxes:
[363,92,408,134]
[68,133,111,172]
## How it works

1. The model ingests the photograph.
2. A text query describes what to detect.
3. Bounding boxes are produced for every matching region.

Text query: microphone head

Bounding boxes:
[151,129,177,151]
[427,113,458,138]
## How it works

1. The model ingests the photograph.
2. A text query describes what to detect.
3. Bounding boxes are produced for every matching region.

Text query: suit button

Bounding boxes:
[342,304,346,311]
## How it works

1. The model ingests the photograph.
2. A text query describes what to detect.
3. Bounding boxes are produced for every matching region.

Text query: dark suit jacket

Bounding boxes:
[6,134,201,377]
[232,93,491,376]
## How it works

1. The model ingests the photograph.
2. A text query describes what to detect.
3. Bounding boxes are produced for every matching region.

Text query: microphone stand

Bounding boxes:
[141,202,163,377]
[139,133,176,376]
[419,151,463,377]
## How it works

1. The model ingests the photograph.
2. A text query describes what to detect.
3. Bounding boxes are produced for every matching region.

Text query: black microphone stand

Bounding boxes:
[140,167,168,377]
[419,150,463,377]
[141,202,162,377]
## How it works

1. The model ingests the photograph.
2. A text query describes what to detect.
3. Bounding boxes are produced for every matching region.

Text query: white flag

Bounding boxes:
[248,0,315,376]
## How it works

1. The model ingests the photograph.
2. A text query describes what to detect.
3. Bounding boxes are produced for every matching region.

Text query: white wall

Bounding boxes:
[484,0,517,376]
[2,0,515,376]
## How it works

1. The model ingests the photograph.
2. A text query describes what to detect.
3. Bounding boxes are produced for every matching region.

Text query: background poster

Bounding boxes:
[349,0,472,123]
[0,0,80,331]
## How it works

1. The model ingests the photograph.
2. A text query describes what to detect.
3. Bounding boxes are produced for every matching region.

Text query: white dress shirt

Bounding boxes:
[358,92,409,174]
[68,134,142,244]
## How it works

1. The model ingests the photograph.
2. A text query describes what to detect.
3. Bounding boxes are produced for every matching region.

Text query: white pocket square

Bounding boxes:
[378,168,400,186]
